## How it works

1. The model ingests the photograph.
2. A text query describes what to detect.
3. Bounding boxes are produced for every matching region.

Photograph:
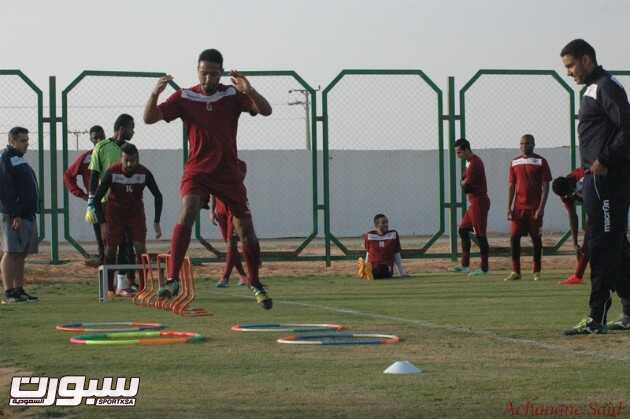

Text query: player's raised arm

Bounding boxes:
[230,70,272,116]
[144,75,173,124]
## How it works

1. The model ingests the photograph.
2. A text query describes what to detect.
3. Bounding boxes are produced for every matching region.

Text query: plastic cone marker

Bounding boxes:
[384,361,421,374]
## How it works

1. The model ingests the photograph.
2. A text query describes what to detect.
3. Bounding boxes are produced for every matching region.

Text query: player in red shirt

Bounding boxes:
[450,138,490,277]
[505,134,552,282]
[63,125,106,263]
[211,195,247,287]
[143,49,273,309]
[92,143,163,296]
[363,214,408,279]
[552,168,589,285]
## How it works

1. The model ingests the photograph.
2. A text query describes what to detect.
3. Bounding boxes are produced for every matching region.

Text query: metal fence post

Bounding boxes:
[49,76,60,264]
[447,77,458,261]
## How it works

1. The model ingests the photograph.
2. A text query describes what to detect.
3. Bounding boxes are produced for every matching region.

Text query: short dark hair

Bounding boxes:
[521,134,535,142]
[198,49,223,66]
[89,125,105,136]
[552,176,572,197]
[121,142,138,156]
[454,138,471,151]
[8,127,28,139]
[560,39,597,64]
[114,114,134,132]
[373,213,387,225]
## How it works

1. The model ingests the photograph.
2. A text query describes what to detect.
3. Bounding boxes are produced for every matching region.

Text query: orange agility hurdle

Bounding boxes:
[135,253,210,317]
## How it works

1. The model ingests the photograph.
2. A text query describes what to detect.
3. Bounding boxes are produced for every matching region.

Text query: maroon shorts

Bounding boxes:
[510,208,542,237]
[105,207,146,247]
[460,196,490,236]
[181,170,251,219]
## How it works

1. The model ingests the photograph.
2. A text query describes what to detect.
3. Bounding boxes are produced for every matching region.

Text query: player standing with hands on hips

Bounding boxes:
[143,49,274,309]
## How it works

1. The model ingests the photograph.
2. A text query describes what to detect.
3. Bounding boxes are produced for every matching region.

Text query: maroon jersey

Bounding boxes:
[364,230,401,268]
[561,167,586,210]
[508,153,552,210]
[94,163,162,222]
[463,154,488,200]
[158,84,256,178]
[63,150,92,199]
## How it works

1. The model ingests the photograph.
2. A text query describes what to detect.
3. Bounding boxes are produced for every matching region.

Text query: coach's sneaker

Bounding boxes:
[608,315,630,331]
[15,287,38,302]
[533,272,542,282]
[216,280,229,288]
[158,279,180,299]
[468,269,488,278]
[252,286,273,310]
[504,272,521,281]
[449,265,470,273]
[559,274,584,285]
[564,317,607,336]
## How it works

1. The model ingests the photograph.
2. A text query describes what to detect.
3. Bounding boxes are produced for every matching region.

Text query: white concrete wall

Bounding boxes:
[28,147,577,242]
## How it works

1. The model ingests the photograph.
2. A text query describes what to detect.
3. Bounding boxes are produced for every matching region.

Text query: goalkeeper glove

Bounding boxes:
[85,195,97,224]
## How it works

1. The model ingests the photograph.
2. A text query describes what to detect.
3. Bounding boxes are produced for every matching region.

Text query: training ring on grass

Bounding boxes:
[56,321,165,333]
[231,323,344,333]
[277,332,400,345]
[70,331,206,346]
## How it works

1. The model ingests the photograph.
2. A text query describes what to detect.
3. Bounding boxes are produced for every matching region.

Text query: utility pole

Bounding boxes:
[288,87,319,151]
[68,129,88,151]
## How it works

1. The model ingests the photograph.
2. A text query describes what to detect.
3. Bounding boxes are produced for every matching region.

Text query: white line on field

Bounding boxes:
[280,300,630,363]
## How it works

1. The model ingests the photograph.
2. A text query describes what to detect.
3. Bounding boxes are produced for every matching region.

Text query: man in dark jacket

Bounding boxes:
[561,39,630,335]
[0,127,39,304]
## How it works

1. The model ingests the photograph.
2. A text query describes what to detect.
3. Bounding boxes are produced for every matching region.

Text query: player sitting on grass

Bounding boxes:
[211,195,248,288]
[359,214,408,279]
[551,169,588,285]
[92,143,163,297]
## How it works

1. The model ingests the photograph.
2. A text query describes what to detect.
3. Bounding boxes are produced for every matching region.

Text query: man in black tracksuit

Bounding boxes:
[0,127,40,303]
[561,39,630,335]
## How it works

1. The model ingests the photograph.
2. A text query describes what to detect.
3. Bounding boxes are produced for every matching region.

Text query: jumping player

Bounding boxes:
[505,134,552,282]
[362,214,408,279]
[63,125,106,264]
[450,138,490,277]
[211,195,248,288]
[92,143,163,296]
[551,168,588,285]
[143,49,273,309]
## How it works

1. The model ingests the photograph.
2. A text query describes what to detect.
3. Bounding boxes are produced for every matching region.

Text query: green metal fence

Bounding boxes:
[2,67,608,265]
[321,70,447,263]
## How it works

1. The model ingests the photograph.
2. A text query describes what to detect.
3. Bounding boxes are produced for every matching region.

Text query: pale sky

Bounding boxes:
[2,0,630,150]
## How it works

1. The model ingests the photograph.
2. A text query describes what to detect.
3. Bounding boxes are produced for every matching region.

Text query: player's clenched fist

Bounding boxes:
[152,75,173,96]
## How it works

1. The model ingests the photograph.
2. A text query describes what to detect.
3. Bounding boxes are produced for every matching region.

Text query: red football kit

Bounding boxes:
[508,153,552,236]
[159,84,256,217]
[460,154,490,236]
[364,230,401,270]
[63,150,92,199]
[94,163,162,247]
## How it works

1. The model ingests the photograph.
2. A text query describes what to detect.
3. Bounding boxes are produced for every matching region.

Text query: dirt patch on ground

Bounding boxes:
[24,233,582,284]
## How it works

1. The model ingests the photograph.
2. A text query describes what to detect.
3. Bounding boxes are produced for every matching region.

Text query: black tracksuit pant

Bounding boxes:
[583,172,630,323]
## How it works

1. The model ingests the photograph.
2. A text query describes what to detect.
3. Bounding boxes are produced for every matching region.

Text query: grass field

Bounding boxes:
[2,268,630,418]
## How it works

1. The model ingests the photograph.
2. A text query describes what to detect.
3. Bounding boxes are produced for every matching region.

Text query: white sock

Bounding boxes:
[116,273,129,291]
